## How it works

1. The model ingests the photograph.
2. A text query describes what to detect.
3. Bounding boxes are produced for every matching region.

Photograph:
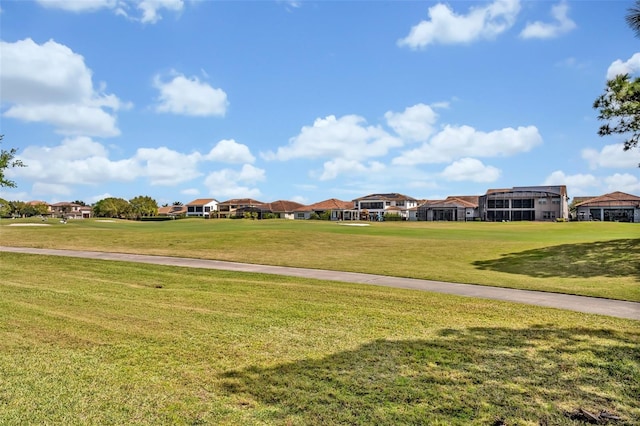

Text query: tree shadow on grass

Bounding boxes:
[473,239,640,280]
[219,326,640,425]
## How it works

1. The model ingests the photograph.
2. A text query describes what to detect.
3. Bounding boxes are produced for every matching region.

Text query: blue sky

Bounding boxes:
[1,0,639,206]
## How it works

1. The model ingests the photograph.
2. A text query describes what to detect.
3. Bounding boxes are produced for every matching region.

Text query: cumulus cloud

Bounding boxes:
[393,125,542,165]
[203,164,266,199]
[204,139,255,164]
[10,137,138,191]
[10,136,261,193]
[440,158,501,182]
[606,52,640,80]
[520,1,576,39]
[398,0,520,49]
[543,170,599,196]
[582,144,640,169]
[384,103,438,142]
[153,73,228,117]
[604,173,640,193]
[262,114,402,162]
[0,38,125,137]
[36,0,184,23]
[318,159,385,181]
[133,147,202,185]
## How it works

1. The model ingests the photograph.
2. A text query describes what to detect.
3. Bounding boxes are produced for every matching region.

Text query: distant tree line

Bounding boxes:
[0,196,158,219]
[92,195,158,219]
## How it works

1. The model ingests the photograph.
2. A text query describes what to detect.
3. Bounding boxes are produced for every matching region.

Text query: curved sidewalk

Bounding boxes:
[1,246,639,320]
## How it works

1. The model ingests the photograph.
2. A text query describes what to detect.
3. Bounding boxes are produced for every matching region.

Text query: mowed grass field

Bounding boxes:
[1,253,638,425]
[1,218,639,301]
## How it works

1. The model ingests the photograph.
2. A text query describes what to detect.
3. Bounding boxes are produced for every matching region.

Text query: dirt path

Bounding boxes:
[2,246,638,320]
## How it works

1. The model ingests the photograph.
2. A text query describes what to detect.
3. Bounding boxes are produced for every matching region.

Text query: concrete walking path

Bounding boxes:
[1,246,639,320]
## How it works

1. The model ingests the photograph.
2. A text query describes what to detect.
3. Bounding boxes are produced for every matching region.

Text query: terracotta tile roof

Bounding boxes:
[575,191,640,207]
[186,198,218,206]
[263,200,306,212]
[27,200,49,206]
[295,198,353,211]
[158,205,187,215]
[447,195,479,206]
[420,196,478,209]
[572,196,596,205]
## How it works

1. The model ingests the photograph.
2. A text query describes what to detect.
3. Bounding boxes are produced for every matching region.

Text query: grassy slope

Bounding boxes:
[0,253,638,425]
[1,218,639,300]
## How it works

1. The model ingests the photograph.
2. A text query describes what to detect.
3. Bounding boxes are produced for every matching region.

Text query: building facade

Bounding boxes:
[479,186,569,221]
[574,191,640,222]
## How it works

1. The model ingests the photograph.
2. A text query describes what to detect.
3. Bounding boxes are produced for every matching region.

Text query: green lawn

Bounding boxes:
[1,253,638,425]
[1,218,639,300]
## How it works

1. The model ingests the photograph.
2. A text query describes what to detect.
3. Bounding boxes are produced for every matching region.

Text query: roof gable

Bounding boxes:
[295,198,353,211]
[575,191,640,207]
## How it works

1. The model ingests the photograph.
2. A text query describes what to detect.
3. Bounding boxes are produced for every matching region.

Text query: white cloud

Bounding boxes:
[606,52,640,80]
[203,164,265,199]
[440,158,501,182]
[543,170,599,196]
[36,0,184,23]
[582,144,640,169]
[520,1,576,39]
[0,38,124,137]
[88,193,114,204]
[138,0,184,23]
[384,103,438,142]
[398,0,520,49]
[393,125,542,165]
[11,137,138,185]
[604,174,640,193]
[4,104,119,137]
[204,139,255,164]
[318,159,385,181]
[133,147,202,185]
[36,0,118,12]
[153,73,228,117]
[263,114,402,162]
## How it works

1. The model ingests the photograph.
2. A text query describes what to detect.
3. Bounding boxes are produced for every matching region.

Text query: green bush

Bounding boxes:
[384,213,402,221]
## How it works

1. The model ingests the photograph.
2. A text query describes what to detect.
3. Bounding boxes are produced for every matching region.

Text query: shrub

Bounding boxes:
[384,213,402,221]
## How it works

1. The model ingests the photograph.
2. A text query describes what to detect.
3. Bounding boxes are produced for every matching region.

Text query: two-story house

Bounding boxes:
[185,198,219,218]
[353,193,419,221]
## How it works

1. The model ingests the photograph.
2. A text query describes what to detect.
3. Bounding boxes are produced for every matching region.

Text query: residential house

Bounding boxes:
[479,185,569,221]
[185,198,219,218]
[353,193,419,221]
[260,200,306,219]
[50,202,90,219]
[574,191,640,222]
[293,198,356,220]
[417,196,480,221]
[216,198,265,218]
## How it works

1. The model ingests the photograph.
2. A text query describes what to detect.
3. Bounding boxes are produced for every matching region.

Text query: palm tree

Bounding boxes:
[627,1,640,38]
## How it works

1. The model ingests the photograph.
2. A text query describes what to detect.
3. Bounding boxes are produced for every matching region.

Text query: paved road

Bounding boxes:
[1,246,639,320]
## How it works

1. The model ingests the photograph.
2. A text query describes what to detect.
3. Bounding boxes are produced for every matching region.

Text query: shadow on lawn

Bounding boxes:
[473,239,640,280]
[220,326,639,425]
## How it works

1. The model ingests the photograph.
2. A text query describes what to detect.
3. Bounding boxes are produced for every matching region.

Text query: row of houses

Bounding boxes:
[22,186,640,223]
[172,186,640,223]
